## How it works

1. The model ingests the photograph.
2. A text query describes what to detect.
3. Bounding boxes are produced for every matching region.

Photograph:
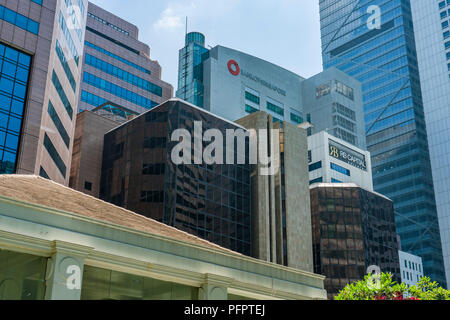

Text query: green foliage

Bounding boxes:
[335,272,450,300]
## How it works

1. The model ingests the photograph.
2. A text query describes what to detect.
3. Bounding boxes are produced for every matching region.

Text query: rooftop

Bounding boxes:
[0,175,240,255]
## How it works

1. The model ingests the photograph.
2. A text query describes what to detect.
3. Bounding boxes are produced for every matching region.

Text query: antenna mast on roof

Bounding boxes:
[185,17,188,36]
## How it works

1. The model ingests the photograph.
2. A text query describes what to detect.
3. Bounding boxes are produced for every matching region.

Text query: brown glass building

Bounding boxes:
[310,183,401,299]
[100,99,252,256]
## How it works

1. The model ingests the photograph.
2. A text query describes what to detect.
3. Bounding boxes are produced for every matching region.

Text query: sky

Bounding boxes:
[89,0,324,90]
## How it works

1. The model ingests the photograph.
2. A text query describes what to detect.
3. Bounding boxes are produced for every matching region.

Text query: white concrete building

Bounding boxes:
[308,131,373,190]
[0,175,327,300]
[399,250,424,287]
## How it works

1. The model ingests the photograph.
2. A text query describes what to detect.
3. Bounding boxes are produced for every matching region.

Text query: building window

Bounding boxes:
[0,5,39,35]
[48,101,70,148]
[58,11,79,65]
[0,43,31,174]
[39,166,49,179]
[43,133,67,178]
[55,40,77,92]
[267,101,284,116]
[309,177,323,185]
[316,82,331,98]
[330,163,350,176]
[52,71,73,120]
[331,178,342,183]
[245,91,260,105]
[84,181,92,191]
[245,104,259,114]
[83,72,159,110]
[443,20,449,29]
[290,113,303,124]
[309,161,322,172]
[84,54,162,96]
[85,41,151,75]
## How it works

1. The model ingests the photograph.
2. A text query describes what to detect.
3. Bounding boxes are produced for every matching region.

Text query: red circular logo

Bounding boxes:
[228,60,240,76]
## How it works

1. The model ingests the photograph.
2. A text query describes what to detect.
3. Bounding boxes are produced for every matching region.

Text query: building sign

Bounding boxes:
[329,139,367,171]
[227,60,286,96]
[228,60,240,76]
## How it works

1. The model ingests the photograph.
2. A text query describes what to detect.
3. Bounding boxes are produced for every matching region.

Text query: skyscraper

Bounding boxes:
[78,2,173,115]
[0,0,88,185]
[410,0,450,286]
[318,0,446,286]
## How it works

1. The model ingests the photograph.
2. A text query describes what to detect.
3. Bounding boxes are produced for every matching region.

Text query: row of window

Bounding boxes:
[245,91,260,105]
[332,102,356,121]
[84,54,162,96]
[83,72,159,109]
[55,40,77,92]
[316,80,354,101]
[86,26,139,55]
[87,12,129,36]
[404,259,421,273]
[47,101,70,148]
[331,162,351,176]
[80,90,106,108]
[309,160,351,177]
[267,101,284,116]
[63,0,83,41]
[0,5,39,35]
[85,41,151,75]
[52,71,73,120]
[58,11,80,66]
[403,270,421,282]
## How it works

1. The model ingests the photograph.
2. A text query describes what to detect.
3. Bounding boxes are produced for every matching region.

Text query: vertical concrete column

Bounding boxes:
[45,241,93,300]
[199,274,233,300]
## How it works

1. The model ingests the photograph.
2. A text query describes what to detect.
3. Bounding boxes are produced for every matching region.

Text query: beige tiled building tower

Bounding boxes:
[236,111,313,272]
[0,0,88,185]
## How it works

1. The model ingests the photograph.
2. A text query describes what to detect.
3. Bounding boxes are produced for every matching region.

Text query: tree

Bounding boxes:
[335,272,450,300]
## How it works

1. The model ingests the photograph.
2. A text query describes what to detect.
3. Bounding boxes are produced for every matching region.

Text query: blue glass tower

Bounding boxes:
[0,43,31,174]
[319,0,446,287]
[176,32,210,108]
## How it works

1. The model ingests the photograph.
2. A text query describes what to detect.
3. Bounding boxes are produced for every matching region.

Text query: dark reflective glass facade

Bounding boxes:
[100,100,252,255]
[319,0,446,287]
[310,186,401,299]
[0,43,31,174]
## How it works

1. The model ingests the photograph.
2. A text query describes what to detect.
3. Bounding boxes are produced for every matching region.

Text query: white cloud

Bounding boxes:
[153,0,240,32]
[153,7,184,30]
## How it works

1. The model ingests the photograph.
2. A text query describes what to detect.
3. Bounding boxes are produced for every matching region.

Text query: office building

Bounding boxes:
[399,250,424,287]
[302,68,366,149]
[69,108,123,197]
[236,111,313,272]
[100,99,253,256]
[308,131,373,190]
[0,175,327,300]
[310,183,401,299]
[78,2,173,114]
[319,0,446,286]
[177,32,305,125]
[176,32,366,150]
[410,0,450,287]
[0,0,88,185]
